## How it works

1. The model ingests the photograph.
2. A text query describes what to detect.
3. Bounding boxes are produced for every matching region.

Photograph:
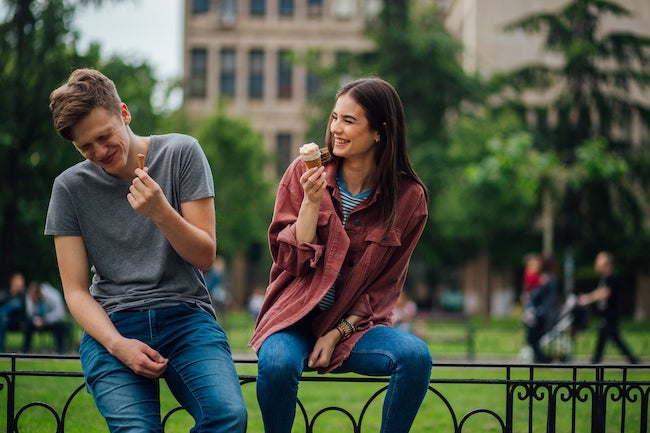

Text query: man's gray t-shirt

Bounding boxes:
[45,133,216,316]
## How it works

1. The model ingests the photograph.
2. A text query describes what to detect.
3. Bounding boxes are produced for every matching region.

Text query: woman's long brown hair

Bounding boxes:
[322,77,428,238]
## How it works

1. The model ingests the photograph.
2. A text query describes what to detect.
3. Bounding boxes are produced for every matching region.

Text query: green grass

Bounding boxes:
[1,312,647,432]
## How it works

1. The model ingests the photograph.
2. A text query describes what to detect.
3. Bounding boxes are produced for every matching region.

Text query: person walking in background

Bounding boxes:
[521,253,545,307]
[46,68,246,432]
[578,251,639,364]
[392,292,418,334]
[524,256,559,363]
[0,272,27,352]
[205,256,230,323]
[250,77,432,433]
[22,281,67,353]
[247,286,266,321]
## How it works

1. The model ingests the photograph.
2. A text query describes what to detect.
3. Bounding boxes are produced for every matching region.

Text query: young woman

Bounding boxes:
[250,77,432,433]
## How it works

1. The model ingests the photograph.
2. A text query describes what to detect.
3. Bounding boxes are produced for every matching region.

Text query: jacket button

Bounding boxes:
[353,219,361,226]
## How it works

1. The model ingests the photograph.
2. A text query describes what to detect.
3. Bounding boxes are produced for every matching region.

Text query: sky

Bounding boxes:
[74,0,185,109]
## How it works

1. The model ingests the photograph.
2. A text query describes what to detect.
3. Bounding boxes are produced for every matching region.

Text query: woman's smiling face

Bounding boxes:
[330,93,380,162]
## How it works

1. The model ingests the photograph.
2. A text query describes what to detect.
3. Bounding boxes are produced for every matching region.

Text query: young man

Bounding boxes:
[46,68,247,432]
[578,251,639,364]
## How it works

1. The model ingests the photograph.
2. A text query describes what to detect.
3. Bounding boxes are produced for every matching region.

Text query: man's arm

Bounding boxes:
[54,235,168,378]
[578,286,611,306]
[128,168,216,271]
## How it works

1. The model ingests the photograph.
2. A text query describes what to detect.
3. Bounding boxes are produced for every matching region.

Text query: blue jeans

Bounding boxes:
[256,324,432,433]
[80,303,247,433]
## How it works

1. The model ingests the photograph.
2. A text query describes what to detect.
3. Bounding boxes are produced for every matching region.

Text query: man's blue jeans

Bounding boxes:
[256,324,432,433]
[80,303,247,433]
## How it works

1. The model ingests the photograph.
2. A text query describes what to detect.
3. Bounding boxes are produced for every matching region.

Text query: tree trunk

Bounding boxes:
[542,187,554,257]
[634,271,650,321]
[230,251,249,310]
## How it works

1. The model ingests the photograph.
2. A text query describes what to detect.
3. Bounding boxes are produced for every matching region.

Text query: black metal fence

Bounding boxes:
[0,354,648,433]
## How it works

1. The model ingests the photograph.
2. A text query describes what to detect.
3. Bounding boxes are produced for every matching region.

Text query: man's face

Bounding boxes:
[9,274,24,295]
[70,104,132,179]
[594,253,610,274]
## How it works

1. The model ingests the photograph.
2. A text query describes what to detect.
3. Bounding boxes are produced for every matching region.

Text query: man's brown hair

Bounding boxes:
[49,68,122,141]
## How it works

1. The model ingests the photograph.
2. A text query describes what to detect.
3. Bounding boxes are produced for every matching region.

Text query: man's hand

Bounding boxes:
[33,317,45,329]
[127,168,169,219]
[111,338,169,379]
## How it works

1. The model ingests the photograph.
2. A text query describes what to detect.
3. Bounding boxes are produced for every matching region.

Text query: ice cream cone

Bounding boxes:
[299,142,321,169]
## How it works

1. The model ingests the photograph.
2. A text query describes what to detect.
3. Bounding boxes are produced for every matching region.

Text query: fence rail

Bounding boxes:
[0,354,648,433]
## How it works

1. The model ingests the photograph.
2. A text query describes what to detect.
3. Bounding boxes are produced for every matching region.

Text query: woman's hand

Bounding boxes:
[295,166,326,243]
[300,166,326,203]
[307,329,340,368]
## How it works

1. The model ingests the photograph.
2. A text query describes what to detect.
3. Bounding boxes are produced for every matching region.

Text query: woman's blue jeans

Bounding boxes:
[256,324,432,433]
[80,303,247,433]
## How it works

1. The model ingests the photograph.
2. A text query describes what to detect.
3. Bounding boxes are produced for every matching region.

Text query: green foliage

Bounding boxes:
[1,0,89,284]
[0,0,162,286]
[493,0,650,268]
[193,106,274,261]
[431,111,543,265]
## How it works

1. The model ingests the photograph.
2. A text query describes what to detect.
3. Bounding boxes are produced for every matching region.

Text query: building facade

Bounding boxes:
[183,0,378,177]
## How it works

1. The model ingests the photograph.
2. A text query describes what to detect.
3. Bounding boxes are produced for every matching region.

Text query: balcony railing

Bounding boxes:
[0,353,648,433]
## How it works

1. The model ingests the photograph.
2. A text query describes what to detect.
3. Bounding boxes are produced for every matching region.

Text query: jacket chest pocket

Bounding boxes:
[346,228,402,269]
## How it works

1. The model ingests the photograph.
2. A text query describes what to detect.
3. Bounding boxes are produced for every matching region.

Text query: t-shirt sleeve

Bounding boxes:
[179,138,215,203]
[44,178,81,236]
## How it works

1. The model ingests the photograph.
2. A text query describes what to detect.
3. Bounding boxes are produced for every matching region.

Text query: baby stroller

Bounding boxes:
[538,294,588,362]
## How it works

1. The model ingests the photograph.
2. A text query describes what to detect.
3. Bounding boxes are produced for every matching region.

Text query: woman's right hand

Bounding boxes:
[300,166,326,203]
[295,166,326,243]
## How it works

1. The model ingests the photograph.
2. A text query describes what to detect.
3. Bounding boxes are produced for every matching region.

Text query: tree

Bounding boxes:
[1,0,86,285]
[494,0,650,272]
[0,0,160,286]
[193,105,275,307]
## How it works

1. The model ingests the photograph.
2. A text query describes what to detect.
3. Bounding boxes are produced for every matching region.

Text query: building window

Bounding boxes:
[250,0,266,16]
[307,0,323,17]
[249,49,265,99]
[276,133,292,175]
[189,48,207,98]
[363,0,382,23]
[306,72,322,98]
[220,48,236,98]
[279,0,294,17]
[305,50,322,97]
[277,50,293,99]
[192,0,209,14]
[220,0,237,26]
[332,0,355,20]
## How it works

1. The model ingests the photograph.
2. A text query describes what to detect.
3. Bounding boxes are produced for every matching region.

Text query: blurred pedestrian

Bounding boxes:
[247,286,266,321]
[205,256,230,323]
[524,255,558,363]
[0,272,27,352]
[393,292,417,333]
[521,252,545,307]
[578,251,639,364]
[22,281,67,353]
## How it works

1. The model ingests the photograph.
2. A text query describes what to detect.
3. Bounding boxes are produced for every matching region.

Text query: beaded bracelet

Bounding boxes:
[340,319,356,334]
[336,322,352,341]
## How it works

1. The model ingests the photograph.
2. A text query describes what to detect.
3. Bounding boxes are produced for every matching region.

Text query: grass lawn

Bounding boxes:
[1,311,647,432]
